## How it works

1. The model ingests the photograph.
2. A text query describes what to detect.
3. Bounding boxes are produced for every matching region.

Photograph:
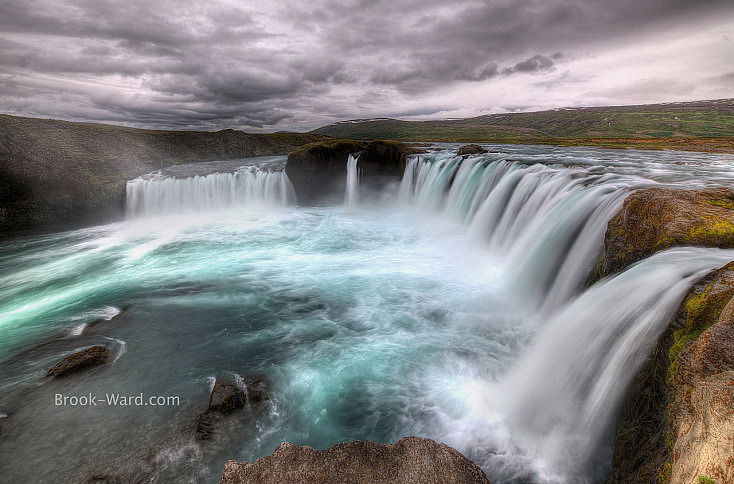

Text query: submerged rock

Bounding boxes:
[196,375,271,440]
[457,144,487,156]
[219,437,490,484]
[46,345,110,378]
[597,187,734,278]
[208,379,247,413]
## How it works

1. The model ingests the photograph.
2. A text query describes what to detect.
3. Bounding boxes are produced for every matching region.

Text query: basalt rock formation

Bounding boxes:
[284,139,367,204]
[46,345,110,378]
[219,437,490,484]
[597,187,734,278]
[285,139,421,204]
[0,114,327,235]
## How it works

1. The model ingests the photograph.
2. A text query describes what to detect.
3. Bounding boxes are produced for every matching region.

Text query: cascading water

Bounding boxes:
[502,247,734,482]
[2,145,734,483]
[344,153,360,208]
[125,166,295,217]
[398,153,642,308]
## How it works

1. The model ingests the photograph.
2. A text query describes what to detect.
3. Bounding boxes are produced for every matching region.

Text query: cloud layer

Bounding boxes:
[0,0,732,131]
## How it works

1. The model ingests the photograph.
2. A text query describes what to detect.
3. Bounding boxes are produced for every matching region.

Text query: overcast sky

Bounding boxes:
[0,0,732,131]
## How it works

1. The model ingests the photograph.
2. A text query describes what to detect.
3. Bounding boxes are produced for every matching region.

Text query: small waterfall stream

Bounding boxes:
[344,154,360,208]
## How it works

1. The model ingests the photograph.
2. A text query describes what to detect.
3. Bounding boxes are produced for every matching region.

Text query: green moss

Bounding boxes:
[658,461,672,483]
[698,476,714,484]
[708,198,734,210]
[689,217,734,240]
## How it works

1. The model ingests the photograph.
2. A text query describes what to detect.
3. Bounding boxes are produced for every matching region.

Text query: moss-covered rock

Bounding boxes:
[598,188,734,278]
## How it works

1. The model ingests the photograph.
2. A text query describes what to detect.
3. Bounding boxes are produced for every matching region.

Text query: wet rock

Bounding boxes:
[208,379,247,413]
[597,187,734,278]
[46,345,110,378]
[219,436,490,484]
[285,139,367,204]
[358,139,422,169]
[196,375,271,440]
[457,144,487,156]
[285,139,422,205]
[241,374,270,405]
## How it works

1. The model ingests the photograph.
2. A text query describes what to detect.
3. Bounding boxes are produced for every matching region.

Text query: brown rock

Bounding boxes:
[46,345,110,378]
[598,187,734,277]
[219,437,490,484]
[670,303,734,484]
[457,144,487,156]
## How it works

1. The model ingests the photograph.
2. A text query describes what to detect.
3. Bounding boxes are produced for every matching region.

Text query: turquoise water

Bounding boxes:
[1,145,733,483]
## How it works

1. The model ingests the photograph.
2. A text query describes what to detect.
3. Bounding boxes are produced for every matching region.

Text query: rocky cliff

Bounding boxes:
[605,188,734,483]
[0,114,327,235]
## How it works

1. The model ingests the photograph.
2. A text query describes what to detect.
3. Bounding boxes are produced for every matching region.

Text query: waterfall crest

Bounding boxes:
[125,167,295,217]
[399,153,639,308]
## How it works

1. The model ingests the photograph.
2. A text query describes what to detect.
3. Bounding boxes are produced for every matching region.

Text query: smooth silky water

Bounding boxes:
[1,147,733,483]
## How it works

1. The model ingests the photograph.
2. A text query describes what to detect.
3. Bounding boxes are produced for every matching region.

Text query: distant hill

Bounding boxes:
[0,115,327,235]
[312,99,734,151]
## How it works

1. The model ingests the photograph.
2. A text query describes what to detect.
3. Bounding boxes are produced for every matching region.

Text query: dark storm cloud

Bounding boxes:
[0,0,731,130]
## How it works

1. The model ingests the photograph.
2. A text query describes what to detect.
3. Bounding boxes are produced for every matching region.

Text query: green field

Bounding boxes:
[312,99,734,152]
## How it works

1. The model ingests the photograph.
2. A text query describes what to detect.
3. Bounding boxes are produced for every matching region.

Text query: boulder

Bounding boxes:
[46,345,110,378]
[457,144,487,156]
[597,188,734,278]
[196,375,271,440]
[208,379,247,413]
[219,437,490,484]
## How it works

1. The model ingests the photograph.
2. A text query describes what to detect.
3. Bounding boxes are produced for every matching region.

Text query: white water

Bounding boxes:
[501,247,734,482]
[344,154,360,208]
[3,146,734,483]
[398,154,641,309]
[125,166,295,217]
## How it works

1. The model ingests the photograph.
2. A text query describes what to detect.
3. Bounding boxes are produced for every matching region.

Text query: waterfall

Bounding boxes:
[344,154,360,208]
[503,247,734,482]
[125,166,295,217]
[399,153,640,308]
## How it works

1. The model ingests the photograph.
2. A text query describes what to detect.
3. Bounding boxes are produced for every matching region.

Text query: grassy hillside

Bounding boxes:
[0,115,327,234]
[313,99,734,152]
